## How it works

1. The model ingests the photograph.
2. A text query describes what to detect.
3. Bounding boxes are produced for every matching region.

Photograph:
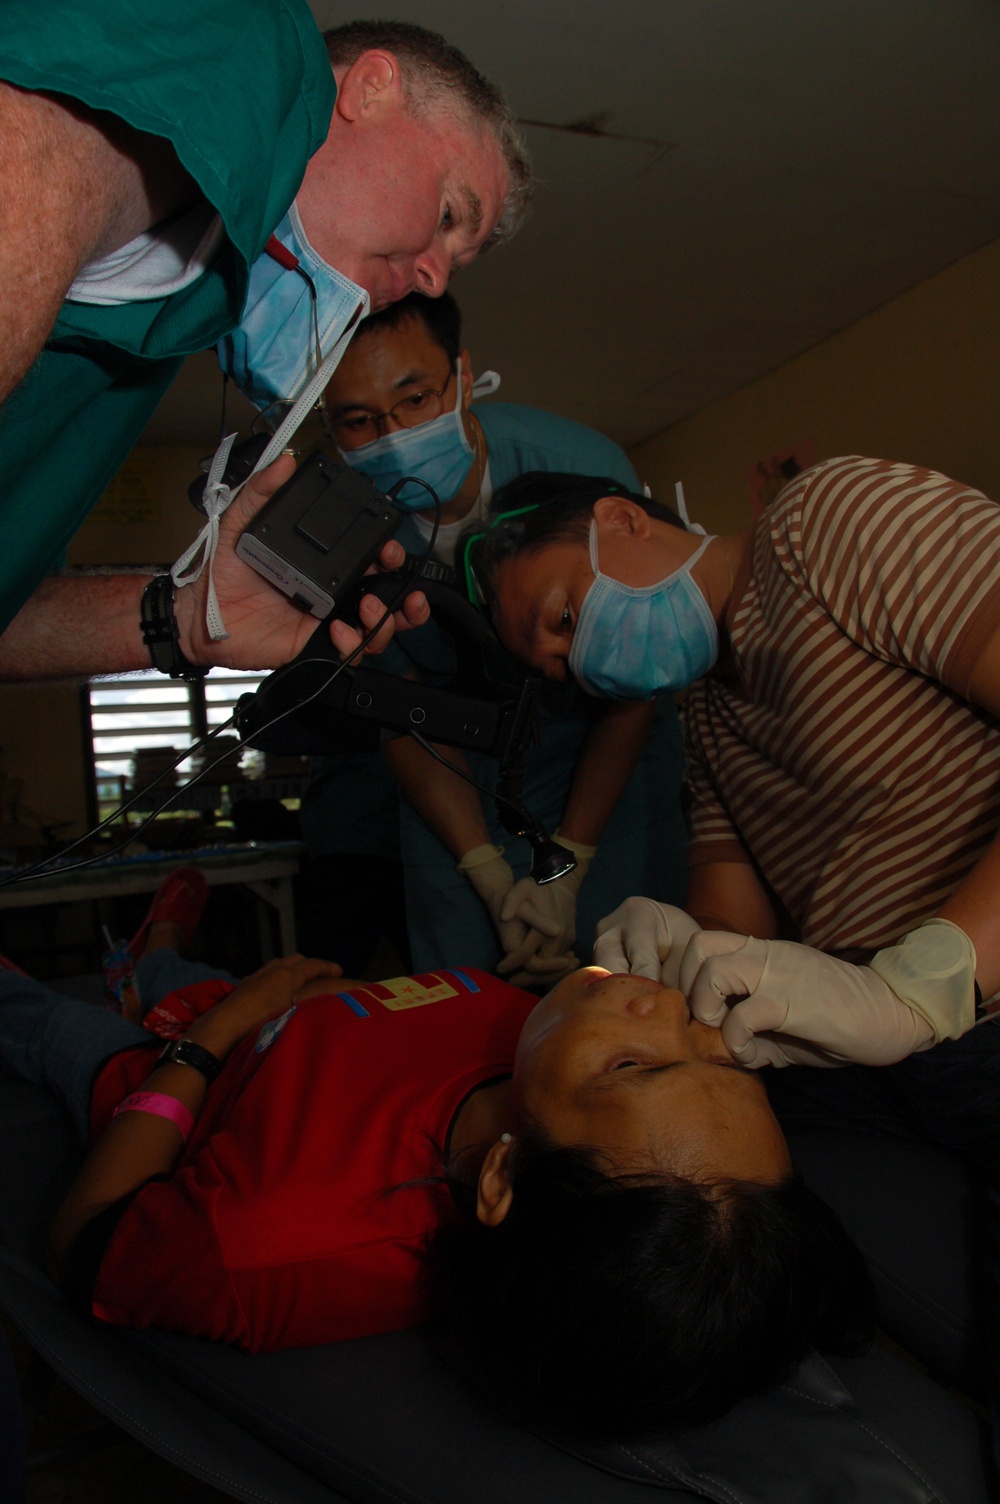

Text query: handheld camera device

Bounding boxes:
[236,450,406,618]
[234,573,577,886]
[190,436,406,619]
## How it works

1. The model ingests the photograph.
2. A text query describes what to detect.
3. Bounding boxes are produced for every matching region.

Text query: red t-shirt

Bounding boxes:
[88,969,534,1351]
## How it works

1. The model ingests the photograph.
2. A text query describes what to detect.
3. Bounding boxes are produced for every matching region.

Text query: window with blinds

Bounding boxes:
[84,669,268,823]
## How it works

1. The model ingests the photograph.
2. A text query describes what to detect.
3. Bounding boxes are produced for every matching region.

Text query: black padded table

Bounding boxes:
[0,1069,994,1504]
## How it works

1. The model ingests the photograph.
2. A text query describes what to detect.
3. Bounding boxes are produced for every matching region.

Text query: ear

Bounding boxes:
[458,349,474,407]
[332,50,402,124]
[476,1138,516,1226]
[592,494,653,541]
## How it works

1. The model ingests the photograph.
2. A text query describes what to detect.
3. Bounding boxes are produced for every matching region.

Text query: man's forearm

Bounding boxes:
[559,701,654,848]
[935,833,1000,999]
[385,735,491,859]
[0,573,152,680]
[686,860,779,937]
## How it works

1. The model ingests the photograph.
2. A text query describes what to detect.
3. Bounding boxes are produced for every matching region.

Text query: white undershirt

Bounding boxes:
[67,202,224,306]
[408,458,495,569]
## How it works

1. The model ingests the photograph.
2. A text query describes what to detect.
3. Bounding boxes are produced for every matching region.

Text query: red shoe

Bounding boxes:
[0,952,28,976]
[129,865,208,964]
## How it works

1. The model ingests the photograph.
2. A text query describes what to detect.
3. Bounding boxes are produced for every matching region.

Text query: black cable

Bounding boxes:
[404,728,542,840]
[0,474,441,889]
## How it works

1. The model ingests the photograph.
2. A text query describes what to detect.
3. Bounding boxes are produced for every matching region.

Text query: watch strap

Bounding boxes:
[158,1037,223,1083]
[141,574,208,681]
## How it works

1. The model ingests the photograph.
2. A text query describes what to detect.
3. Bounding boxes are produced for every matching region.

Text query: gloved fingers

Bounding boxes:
[718,1013,792,1069]
[679,931,768,1024]
[592,898,665,981]
[720,1008,761,1064]
[677,929,759,995]
[504,952,580,989]
[496,926,552,975]
[499,889,564,940]
[464,854,516,911]
[493,911,529,956]
[705,983,793,1058]
[534,930,577,960]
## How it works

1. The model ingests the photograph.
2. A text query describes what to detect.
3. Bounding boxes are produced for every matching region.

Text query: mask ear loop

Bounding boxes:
[673,480,707,536]
[257,234,327,429]
[471,369,501,399]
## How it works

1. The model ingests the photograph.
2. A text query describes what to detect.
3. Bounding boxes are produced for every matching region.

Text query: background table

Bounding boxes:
[0,842,303,962]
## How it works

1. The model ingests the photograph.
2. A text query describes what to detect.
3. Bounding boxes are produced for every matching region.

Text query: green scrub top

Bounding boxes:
[0,0,336,630]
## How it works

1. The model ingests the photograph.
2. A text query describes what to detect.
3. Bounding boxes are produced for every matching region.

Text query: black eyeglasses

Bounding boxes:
[328,369,456,446]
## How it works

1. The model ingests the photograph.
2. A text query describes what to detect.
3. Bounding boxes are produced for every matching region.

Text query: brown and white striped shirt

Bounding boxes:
[683,456,1000,952]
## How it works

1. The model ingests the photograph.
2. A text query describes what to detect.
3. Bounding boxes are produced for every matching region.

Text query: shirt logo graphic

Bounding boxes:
[256,1006,296,1052]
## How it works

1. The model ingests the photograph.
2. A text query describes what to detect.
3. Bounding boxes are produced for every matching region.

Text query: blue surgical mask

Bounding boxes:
[568,524,719,698]
[340,365,499,511]
[217,203,368,412]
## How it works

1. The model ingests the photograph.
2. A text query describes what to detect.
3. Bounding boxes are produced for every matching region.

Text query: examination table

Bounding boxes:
[0,1068,994,1504]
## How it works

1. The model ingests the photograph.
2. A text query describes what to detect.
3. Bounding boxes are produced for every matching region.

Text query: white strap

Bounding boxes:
[471,369,501,399]
[171,432,237,640]
[674,480,707,536]
[171,302,365,642]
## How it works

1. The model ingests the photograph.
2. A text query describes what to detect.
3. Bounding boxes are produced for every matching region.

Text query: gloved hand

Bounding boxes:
[593,897,702,988]
[496,835,594,987]
[500,947,581,990]
[679,918,976,1068]
[457,844,552,976]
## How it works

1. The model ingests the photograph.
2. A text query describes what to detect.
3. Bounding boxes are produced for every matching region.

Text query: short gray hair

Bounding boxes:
[323,19,533,248]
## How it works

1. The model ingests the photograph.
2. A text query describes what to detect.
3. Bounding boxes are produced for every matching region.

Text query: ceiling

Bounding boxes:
[142,0,1000,452]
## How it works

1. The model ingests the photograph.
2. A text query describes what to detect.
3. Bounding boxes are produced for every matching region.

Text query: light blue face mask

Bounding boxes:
[568,524,719,699]
[216,202,369,412]
[340,366,500,511]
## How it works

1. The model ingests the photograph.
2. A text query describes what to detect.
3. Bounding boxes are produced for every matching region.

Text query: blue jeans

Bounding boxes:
[0,952,236,1140]
[766,1019,1000,1468]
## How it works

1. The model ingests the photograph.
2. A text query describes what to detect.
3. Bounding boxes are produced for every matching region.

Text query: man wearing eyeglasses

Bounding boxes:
[295,292,688,984]
[0,12,530,683]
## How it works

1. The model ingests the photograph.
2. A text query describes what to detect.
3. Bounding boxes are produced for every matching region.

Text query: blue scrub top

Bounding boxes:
[477,402,642,493]
[306,403,645,858]
[391,400,644,576]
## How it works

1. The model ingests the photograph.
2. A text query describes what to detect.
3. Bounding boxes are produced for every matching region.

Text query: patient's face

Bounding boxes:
[513,968,791,1184]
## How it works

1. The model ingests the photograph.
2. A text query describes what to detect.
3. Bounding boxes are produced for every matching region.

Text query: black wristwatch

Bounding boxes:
[157,1038,223,1083]
[140,573,208,682]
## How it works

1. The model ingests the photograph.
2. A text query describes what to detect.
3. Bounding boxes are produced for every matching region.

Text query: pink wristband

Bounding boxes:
[113,1090,194,1142]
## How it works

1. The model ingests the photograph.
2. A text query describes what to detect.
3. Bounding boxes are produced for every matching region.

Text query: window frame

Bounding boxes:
[81,669,270,828]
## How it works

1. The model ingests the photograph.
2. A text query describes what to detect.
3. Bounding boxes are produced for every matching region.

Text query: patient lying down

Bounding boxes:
[24,913,871,1441]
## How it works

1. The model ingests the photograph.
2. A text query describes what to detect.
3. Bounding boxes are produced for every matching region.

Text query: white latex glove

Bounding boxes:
[593,897,702,988]
[501,948,581,990]
[496,836,593,986]
[679,918,976,1068]
[458,844,551,975]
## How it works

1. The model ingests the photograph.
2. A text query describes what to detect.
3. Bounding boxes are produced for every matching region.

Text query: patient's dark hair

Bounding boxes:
[462,471,686,611]
[352,291,463,367]
[426,1128,874,1440]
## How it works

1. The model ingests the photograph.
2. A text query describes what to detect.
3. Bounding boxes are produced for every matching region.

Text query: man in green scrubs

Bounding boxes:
[0,8,530,681]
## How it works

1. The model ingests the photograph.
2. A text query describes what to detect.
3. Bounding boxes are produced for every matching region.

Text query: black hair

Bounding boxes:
[323,21,533,249]
[426,1130,874,1441]
[352,290,463,367]
[459,470,687,611]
